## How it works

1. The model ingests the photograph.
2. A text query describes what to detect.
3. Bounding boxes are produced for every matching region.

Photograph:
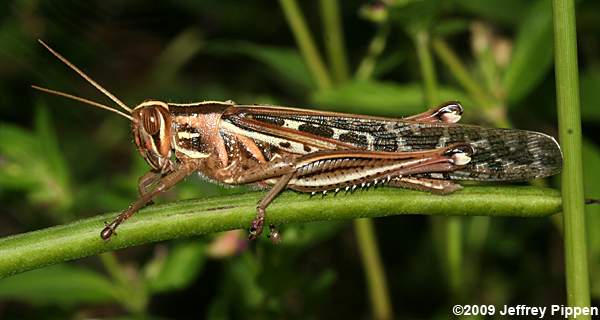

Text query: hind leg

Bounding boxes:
[388,177,462,194]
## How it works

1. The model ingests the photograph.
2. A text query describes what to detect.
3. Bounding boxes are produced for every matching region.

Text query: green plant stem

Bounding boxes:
[0,186,561,278]
[431,38,493,110]
[279,0,332,90]
[354,219,392,320]
[319,0,349,83]
[353,219,392,320]
[355,23,389,81]
[446,217,463,293]
[414,31,463,295]
[414,31,438,105]
[552,0,591,314]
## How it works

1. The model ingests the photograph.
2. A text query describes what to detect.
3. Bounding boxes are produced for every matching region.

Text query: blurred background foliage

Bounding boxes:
[0,0,598,318]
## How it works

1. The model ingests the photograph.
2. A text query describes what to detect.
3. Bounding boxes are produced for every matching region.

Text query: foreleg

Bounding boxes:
[101,162,198,240]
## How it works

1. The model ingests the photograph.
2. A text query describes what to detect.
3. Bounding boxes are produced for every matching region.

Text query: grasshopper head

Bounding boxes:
[32,40,176,173]
[132,101,174,172]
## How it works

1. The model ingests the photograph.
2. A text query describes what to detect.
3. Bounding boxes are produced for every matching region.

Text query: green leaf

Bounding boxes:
[0,124,38,189]
[0,105,72,213]
[0,18,36,65]
[502,0,553,104]
[205,252,265,319]
[304,269,336,303]
[206,41,314,91]
[35,106,71,196]
[0,264,116,306]
[389,0,440,33]
[452,0,527,26]
[310,81,472,116]
[371,52,406,79]
[229,253,264,308]
[580,69,600,123]
[432,19,470,37]
[145,241,206,293]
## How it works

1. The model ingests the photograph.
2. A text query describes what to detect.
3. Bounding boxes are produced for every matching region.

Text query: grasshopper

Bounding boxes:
[32,40,562,242]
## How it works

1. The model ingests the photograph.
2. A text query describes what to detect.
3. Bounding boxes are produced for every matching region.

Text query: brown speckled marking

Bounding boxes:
[298,123,334,138]
[339,132,368,147]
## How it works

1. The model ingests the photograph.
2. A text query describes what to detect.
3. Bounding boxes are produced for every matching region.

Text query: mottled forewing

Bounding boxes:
[221,106,562,181]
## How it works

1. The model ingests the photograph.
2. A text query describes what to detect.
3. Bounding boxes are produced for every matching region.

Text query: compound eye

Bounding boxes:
[141,108,161,135]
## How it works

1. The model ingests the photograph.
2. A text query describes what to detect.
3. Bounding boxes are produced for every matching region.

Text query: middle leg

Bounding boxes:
[249,172,294,242]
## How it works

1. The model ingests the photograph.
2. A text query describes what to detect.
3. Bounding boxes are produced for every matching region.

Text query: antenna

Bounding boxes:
[37,39,132,113]
[31,85,134,121]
